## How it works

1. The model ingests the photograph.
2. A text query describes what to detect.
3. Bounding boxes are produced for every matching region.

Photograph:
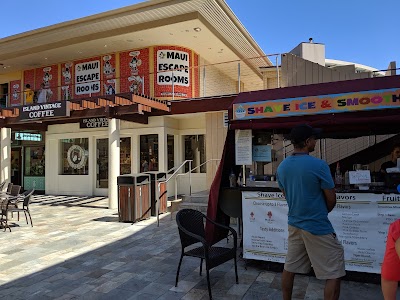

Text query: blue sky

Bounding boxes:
[1,0,398,71]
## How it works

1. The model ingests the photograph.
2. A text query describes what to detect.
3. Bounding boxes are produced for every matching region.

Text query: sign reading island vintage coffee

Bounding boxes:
[20,102,70,120]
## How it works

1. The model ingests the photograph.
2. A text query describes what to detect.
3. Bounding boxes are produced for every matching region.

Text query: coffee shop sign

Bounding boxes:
[20,102,70,120]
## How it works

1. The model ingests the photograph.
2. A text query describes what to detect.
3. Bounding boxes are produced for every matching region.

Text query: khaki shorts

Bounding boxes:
[284,225,346,280]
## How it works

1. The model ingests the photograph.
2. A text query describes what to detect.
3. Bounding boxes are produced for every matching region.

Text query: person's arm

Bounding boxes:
[323,188,336,212]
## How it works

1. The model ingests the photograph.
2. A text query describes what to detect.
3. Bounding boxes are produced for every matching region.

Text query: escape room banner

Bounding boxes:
[9,80,22,106]
[35,64,58,102]
[61,62,73,100]
[120,48,150,95]
[74,56,101,98]
[154,46,197,99]
[102,54,116,95]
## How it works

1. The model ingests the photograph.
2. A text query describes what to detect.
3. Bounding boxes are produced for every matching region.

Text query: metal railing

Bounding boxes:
[175,158,221,198]
[155,160,192,226]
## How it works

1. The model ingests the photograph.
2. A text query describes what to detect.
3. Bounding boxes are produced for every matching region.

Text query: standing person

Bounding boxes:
[277,124,345,300]
[37,83,47,104]
[380,144,400,173]
[24,84,34,105]
[381,219,400,300]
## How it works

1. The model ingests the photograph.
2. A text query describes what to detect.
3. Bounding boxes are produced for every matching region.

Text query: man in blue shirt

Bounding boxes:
[277,124,345,300]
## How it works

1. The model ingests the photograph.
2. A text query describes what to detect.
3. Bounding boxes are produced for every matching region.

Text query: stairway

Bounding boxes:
[177,190,209,214]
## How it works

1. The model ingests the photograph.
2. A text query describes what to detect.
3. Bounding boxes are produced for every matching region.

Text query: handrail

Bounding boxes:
[156,160,192,226]
[175,158,221,199]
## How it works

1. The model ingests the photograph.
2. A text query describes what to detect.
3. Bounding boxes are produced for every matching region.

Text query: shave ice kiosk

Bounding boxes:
[219,75,400,274]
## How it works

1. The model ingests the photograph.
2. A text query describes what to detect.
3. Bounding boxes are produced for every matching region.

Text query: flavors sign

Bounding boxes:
[75,60,101,95]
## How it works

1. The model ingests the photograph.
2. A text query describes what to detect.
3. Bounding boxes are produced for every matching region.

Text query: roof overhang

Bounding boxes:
[0,0,271,85]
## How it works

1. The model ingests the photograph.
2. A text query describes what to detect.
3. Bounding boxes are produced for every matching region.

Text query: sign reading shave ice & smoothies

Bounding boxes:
[234,88,400,120]
[75,60,101,95]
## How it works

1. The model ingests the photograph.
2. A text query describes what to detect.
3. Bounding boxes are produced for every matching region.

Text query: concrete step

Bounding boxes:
[179,202,208,214]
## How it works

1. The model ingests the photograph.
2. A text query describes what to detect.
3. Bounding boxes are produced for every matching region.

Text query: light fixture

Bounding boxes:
[104,44,108,48]
[44,57,48,60]
[193,27,201,32]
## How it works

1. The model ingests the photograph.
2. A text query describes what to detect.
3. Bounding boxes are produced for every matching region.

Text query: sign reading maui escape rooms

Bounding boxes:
[75,60,101,95]
[20,102,70,120]
[157,50,189,87]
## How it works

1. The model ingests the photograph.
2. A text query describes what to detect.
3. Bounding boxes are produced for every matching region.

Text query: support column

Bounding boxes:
[1,128,11,186]
[108,118,120,209]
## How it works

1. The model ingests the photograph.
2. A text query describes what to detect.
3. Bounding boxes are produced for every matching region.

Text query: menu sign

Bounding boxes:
[242,192,400,273]
[235,129,252,165]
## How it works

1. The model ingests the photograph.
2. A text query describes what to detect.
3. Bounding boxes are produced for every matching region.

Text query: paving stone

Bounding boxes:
[0,195,385,300]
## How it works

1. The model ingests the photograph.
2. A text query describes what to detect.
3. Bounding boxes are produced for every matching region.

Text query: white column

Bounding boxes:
[0,128,11,185]
[108,118,120,209]
[159,130,167,172]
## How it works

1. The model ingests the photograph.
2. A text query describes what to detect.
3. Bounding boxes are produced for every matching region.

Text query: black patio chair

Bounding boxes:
[175,208,238,300]
[7,189,35,228]
[9,185,21,196]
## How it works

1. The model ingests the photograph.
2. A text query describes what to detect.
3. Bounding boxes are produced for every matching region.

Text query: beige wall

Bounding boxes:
[281,53,371,87]
[199,58,238,97]
[205,111,227,188]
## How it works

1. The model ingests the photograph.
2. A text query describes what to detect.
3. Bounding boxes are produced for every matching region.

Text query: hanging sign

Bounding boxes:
[233,88,400,120]
[80,117,109,128]
[20,102,70,120]
[75,60,101,95]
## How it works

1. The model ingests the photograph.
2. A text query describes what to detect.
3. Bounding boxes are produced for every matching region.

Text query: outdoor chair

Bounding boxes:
[7,189,35,228]
[0,180,6,192]
[9,185,21,196]
[175,209,238,300]
[2,183,13,195]
[219,189,243,237]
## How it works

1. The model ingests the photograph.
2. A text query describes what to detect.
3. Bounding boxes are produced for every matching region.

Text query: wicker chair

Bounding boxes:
[175,209,238,299]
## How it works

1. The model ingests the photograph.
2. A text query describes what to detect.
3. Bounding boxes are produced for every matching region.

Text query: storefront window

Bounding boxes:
[184,135,206,173]
[96,139,108,188]
[167,135,175,171]
[96,137,131,188]
[24,146,45,176]
[140,134,158,172]
[120,138,132,175]
[60,138,89,175]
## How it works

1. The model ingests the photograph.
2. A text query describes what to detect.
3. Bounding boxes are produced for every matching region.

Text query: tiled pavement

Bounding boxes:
[0,195,395,299]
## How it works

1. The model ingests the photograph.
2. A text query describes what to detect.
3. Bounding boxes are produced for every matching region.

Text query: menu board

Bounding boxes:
[235,129,252,165]
[242,192,400,273]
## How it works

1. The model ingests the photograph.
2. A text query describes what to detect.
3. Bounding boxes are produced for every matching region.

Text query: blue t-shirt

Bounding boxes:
[277,154,335,235]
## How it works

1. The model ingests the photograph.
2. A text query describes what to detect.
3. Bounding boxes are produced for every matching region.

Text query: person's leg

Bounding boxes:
[381,277,398,300]
[324,278,341,300]
[282,226,311,300]
[282,269,295,300]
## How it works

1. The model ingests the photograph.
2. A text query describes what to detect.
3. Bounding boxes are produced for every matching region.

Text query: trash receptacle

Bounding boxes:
[145,171,167,216]
[117,173,151,222]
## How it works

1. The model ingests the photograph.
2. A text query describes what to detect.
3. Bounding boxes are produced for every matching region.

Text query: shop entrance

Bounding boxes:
[11,148,22,186]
